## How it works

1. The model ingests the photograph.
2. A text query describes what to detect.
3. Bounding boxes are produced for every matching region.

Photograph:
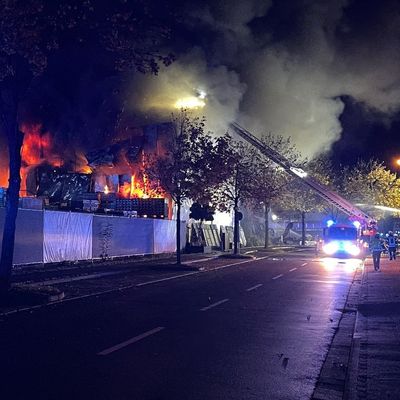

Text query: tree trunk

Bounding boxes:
[264,202,270,249]
[233,199,239,255]
[176,195,181,265]
[0,117,23,294]
[301,211,306,246]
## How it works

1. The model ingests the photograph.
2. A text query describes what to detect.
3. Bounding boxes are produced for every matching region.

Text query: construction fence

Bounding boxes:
[0,209,186,265]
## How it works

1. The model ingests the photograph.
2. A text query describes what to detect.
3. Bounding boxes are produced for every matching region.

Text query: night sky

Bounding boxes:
[3,0,400,171]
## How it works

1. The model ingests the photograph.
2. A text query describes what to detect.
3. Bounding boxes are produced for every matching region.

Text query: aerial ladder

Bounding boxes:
[230,122,375,228]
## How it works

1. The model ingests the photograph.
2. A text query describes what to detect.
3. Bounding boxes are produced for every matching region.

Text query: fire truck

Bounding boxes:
[318,221,370,260]
[229,123,376,263]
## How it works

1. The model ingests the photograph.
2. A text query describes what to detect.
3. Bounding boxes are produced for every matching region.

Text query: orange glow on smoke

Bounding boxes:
[0,163,8,188]
[19,124,61,196]
[74,151,92,174]
[119,181,131,198]
[21,125,54,166]
[0,123,63,195]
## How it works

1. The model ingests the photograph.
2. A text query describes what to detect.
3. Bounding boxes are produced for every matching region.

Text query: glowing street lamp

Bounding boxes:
[174,96,206,109]
[174,90,207,110]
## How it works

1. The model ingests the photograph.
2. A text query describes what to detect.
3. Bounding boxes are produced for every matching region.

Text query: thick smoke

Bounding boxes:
[128,48,246,134]
[128,0,400,158]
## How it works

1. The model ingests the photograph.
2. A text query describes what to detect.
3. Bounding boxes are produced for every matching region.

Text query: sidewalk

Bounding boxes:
[353,255,400,399]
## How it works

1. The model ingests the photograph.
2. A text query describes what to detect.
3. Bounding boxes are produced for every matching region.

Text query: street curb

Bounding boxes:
[343,264,367,400]
[312,266,363,400]
[0,253,269,317]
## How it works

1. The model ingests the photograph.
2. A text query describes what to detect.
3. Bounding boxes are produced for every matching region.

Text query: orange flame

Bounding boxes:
[115,174,163,199]
[21,125,54,166]
[19,124,62,196]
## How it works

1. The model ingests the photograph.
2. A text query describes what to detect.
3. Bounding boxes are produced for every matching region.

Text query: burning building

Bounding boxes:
[0,122,174,219]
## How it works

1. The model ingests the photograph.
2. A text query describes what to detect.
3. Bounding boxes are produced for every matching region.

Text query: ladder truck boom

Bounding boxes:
[230,122,374,225]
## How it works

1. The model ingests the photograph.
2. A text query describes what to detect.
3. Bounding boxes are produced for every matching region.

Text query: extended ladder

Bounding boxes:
[230,122,374,224]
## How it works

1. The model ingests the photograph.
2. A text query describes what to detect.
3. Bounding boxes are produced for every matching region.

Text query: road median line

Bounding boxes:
[136,271,199,287]
[97,327,165,356]
[272,274,283,280]
[200,298,229,311]
[246,284,263,292]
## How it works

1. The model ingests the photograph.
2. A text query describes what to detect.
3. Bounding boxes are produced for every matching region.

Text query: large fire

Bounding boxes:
[0,123,62,195]
[116,152,164,199]
[0,122,166,202]
[0,123,93,196]
[21,125,53,166]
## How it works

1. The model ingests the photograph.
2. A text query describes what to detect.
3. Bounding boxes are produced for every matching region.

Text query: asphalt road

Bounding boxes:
[0,252,357,400]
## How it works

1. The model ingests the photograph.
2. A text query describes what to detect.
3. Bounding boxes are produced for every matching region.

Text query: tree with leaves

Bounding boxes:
[0,0,175,294]
[340,159,400,219]
[148,113,223,264]
[208,138,259,255]
[279,155,333,245]
[251,133,300,248]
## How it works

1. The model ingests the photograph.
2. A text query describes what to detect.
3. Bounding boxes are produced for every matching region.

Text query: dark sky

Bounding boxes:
[6,0,400,170]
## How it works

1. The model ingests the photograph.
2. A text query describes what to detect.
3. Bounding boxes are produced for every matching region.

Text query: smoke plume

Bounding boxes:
[128,0,400,158]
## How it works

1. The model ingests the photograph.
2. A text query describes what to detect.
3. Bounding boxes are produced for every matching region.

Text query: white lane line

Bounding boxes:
[211,259,256,271]
[289,267,297,272]
[301,262,308,267]
[244,250,257,254]
[200,298,229,311]
[272,274,283,280]
[185,257,217,264]
[136,271,199,287]
[246,283,263,292]
[97,327,165,356]
[1,255,272,317]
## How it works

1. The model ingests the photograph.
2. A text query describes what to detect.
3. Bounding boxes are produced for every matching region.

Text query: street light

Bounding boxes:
[394,158,400,176]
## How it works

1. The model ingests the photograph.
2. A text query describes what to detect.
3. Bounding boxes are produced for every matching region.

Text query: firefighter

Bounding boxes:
[386,231,397,260]
[369,233,385,271]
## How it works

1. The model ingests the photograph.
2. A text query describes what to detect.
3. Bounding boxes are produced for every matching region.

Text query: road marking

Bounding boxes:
[200,298,229,311]
[289,267,297,272]
[244,250,257,254]
[272,274,283,280]
[211,258,257,271]
[1,255,271,317]
[185,257,216,264]
[246,283,263,292]
[97,327,165,356]
[301,262,308,267]
[136,271,199,287]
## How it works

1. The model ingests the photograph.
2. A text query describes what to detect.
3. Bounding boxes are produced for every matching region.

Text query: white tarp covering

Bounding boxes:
[0,208,44,264]
[92,216,154,257]
[154,219,186,253]
[43,211,93,263]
